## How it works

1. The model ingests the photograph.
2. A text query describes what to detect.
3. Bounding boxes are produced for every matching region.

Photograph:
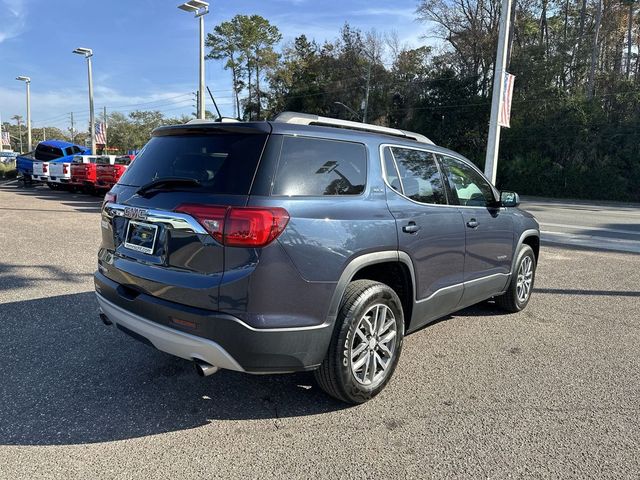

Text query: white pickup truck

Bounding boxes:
[48,161,73,189]
[32,161,50,183]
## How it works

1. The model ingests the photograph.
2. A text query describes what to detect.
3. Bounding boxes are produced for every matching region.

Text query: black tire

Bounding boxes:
[495,244,536,312]
[314,280,405,404]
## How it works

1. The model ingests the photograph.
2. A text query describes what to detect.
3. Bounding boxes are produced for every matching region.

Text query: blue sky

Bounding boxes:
[0,0,430,133]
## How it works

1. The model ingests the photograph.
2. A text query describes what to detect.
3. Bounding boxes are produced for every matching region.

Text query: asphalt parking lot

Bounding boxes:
[0,183,639,479]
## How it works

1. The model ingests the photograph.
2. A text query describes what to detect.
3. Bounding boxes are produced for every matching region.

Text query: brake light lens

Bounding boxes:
[175,204,226,243]
[176,204,289,247]
[63,164,69,174]
[43,164,48,173]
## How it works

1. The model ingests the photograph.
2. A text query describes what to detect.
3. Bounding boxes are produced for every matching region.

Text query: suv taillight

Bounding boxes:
[103,192,117,209]
[63,164,69,174]
[43,164,48,173]
[176,204,290,247]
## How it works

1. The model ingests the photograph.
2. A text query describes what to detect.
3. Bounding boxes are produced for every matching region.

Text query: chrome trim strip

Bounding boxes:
[104,202,207,234]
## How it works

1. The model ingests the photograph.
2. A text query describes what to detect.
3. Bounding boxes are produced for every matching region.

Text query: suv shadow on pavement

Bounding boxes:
[0,292,346,446]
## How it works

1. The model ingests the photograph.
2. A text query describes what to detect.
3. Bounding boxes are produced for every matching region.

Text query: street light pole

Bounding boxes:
[178,0,209,120]
[73,47,96,154]
[484,0,512,185]
[16,76,32,151]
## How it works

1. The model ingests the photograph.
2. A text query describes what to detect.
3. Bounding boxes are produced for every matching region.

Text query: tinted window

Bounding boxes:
[72,146,83,154]
[115,156,132,165]
[385,147,446,205]
[272,136,366,196]
[118,133,268,194]
[96,156,111,165]
[34,145,64,161]
[438,154,495,206]
[72,156,84,164]
[64,147,74,156]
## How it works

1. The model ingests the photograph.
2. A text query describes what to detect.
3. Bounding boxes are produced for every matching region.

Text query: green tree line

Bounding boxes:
[207,6,640,201]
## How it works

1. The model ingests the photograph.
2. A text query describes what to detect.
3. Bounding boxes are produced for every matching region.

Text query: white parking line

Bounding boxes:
[541,230,640,254]
[540,222,640,236]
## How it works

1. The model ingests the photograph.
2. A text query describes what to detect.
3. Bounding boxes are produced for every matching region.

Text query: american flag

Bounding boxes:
[498,73,515,128]
[95,122,107,145]
[1,131,10,146]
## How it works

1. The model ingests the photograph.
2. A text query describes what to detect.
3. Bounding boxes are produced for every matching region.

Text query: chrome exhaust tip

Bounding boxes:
[194,360,219,377]
[100,312,113,326]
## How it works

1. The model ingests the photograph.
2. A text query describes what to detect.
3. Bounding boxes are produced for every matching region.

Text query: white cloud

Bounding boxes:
[0,0,28,43]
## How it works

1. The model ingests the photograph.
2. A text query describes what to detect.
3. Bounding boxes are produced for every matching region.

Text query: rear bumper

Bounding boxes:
[97,293,245,371]
[94,271,333,373]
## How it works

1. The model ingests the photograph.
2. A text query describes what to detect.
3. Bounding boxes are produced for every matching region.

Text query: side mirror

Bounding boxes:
[500,191,520,207]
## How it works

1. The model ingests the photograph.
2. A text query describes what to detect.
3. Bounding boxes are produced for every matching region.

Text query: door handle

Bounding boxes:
[402,222,421,234]
[466,219,479,229]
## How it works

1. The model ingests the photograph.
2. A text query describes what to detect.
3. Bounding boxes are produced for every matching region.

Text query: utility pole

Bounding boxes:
[17,118,23,153]
[70,112,75,143]
[43,127,46,141]
[0,112,3,152]
[103,106,108,151]
[362,61,371,124]
[16,76,32,151]
[484,0,513,185]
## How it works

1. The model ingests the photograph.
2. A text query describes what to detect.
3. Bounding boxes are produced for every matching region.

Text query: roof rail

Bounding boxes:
[186,117,240,125]
[273,112,434,145]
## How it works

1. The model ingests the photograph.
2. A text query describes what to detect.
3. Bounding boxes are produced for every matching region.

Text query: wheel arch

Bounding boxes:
[327,251,416,331]
[511,229,540,275]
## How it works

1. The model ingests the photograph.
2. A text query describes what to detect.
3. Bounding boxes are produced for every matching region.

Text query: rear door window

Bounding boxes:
[383,147,447,205]
[272,136,366,196]
[118,133,268,195]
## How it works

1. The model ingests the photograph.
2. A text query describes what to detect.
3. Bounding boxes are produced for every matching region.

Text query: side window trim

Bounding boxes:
[379,143,450,206]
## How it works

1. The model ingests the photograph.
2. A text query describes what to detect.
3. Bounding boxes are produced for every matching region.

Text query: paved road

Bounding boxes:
[522,197,640,253]
[0,184,639,479]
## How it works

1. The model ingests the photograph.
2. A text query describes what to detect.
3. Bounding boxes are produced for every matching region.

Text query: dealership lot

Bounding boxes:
[0,183,638,479]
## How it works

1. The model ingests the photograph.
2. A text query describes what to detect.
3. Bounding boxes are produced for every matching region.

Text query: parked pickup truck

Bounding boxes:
[48,161,73,189]
[71,155,116,193]
[96,155,134,191]
[16,140,89,183]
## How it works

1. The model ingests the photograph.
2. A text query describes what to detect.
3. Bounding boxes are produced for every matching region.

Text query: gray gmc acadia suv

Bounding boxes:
[95,112,540,404]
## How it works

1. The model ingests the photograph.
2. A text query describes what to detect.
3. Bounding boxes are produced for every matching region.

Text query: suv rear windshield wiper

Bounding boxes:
[135,177,201,197]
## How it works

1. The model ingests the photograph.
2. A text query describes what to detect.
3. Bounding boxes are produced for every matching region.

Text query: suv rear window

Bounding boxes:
[118,133,268,194]
[96,156,111,165]
[272,136,366,196]
[115,156,132,165]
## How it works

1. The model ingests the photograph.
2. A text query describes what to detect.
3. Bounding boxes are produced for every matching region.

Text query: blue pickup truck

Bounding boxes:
[16,140,90,183]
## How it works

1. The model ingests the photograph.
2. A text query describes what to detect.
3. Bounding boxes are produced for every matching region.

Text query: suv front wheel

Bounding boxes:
[496,244,536,312]
[314,280,405,404]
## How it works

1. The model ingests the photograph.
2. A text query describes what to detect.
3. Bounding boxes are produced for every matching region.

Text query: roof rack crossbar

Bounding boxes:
[273,112,434,145]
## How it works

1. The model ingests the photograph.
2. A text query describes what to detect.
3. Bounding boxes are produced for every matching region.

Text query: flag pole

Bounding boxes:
[484,0,513,185]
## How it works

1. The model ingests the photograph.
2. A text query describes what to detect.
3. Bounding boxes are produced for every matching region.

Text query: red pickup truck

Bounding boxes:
[96,155,134,191]
[71,155,115,193]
